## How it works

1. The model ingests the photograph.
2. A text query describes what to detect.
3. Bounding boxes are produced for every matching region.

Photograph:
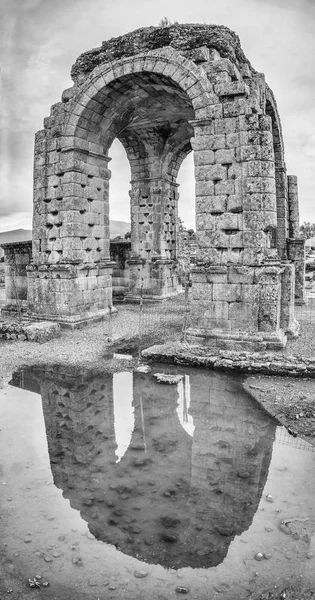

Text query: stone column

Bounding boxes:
[287,175,300,238]
[280,263,299,337]
[275,166,288,259]
[127,177,181,299]
[28,134,114,325]
[187,110,285,350]
[287,238,306,305]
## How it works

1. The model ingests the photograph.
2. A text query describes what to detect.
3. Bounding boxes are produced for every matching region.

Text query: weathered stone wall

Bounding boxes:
[29,23,304,345]
[1,241,32,309]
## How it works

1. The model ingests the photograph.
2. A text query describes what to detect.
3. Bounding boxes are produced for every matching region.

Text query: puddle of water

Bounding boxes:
[1,365,315,599]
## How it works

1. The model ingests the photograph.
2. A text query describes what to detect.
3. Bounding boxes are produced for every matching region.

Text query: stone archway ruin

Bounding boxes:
[27,24,305,349]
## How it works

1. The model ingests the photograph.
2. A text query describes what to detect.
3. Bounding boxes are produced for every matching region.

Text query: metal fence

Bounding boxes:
[276,426,315,452]
[107,271,315,355]
[106,277,192,356]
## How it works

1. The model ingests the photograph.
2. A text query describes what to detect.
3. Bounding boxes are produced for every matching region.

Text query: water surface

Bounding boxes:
[1,364,314,599]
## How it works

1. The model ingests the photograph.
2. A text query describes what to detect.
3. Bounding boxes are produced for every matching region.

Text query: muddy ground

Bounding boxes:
[244,375,315,446]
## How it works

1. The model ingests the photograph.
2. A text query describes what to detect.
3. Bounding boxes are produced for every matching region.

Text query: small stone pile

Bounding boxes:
[0,320,61,343]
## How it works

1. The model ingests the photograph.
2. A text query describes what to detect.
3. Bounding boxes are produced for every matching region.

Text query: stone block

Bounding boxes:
[204,300,229,320]
[60,223,90,237]
[228,266,254,284]
[245,177,263,194]
[243,231,266,248]
[195,164,227,182]
[214,117,238,135]
[261,178,276,194]
[215,213,242,231]
[196,213,216,232]
[261,161,275,177]
[259,131,273,146]
[191,270,207,284]
[214,148,235,164]
[194,150,215,166]
[258,115,272,131]
[191,282,213,301]
[241,283,259,301]
[213,283,241,302]
[238,146,261,162]
[245,160,262,177]
[209,57,235,75]
[258,284,281,332]
[190,135,214,152]
[24,321,61,343]
[227,195,243,213]
[214,180,235,195]
[196,181,215,197]
[223,98,251,117]
[195,103,223,120]
[239,130,261,146]
[214,81,249,97]
[254,266,281,285]
[196,196,226,216]
[228,164,242,179]
[225,133,240,149]
[237,114,259,132]
[243,210,276,231]
[228,302,259,329]
[197,135,225,150]
[261,146,274,161]
[243,193,276,212]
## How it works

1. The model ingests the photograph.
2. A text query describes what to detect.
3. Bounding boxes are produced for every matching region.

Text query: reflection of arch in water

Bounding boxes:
[20,365,276,569]
[113,372,134,462]
[176,375,195,437]
[189,371,276,563]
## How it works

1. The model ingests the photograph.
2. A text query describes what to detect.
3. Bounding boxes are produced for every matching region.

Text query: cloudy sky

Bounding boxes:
[1,0,314,232]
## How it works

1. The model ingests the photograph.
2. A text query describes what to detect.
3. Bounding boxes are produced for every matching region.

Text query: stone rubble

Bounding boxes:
[0,320,60,343]
[142,342,315,378]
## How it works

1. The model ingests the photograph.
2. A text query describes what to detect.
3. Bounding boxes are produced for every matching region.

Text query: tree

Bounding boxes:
[300,222,315,239]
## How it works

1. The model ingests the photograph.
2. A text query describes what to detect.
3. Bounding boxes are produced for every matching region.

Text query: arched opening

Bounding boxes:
[108,138,132,300]
[177,153,195,231]
[177,152,196,279]
[265,96,288,260]
[108,139,131,238]
[73,71,195,298]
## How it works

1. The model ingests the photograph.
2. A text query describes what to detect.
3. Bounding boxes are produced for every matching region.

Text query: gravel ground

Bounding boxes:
[0,299,185,380]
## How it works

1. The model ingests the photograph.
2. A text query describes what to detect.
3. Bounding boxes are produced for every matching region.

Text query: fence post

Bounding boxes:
[137,280,144,362]
[12,268,22,323]
[181,270,190,343]
[107,303,113,343]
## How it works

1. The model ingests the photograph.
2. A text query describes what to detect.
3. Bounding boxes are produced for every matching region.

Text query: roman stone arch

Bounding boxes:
[28,24,304,347]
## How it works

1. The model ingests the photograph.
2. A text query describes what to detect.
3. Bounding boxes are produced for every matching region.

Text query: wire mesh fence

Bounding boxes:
[276,427,315,452]
[295,281,315,324]
[108,269,315,355]
[105,273,193,355]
